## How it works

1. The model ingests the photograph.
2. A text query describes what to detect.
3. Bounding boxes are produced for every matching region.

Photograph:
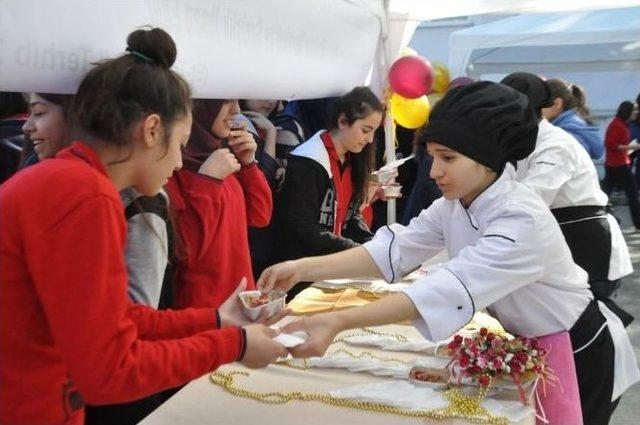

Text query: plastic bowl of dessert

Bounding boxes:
[239,290,286,321]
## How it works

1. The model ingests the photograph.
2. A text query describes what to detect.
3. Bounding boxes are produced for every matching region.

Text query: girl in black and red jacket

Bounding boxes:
[275,87,383,297]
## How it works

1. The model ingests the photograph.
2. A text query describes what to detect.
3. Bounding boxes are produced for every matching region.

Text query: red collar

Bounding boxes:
[321,131,350,170]
[57,141,110,178]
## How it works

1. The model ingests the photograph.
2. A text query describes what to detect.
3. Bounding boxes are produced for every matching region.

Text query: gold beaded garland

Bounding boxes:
[209,370,509,424]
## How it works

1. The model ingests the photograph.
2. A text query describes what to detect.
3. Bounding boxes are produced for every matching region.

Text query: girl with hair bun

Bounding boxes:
[543,79,603,160]
[0,27,286,425]
[274,86,383,298]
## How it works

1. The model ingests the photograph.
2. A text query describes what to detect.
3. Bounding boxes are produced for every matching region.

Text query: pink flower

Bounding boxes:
[476,356,488,368]
[492,358,504,370]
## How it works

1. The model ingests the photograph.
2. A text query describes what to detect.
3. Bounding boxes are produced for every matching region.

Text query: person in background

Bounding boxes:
[274,87,381,299]
[602,101,640,229]
[0,92,28,183]
[19,93,74,168]
[166,99,272,309]
[260,82,639,425]
[543,79,603,160]
[0,27,285,425]
[502,72,633,325]
[240,99,284,277]
[628,92,640,185]
[400,130,442,225]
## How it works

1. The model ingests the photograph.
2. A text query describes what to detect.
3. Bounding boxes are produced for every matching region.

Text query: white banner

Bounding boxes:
[0,0,381,99]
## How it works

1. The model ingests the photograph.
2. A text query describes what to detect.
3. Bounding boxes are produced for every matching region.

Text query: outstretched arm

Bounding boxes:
[257,246,382,293]
[282,292,419,358]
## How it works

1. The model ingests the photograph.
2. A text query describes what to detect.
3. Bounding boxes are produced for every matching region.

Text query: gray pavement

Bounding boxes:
[606,201,640,425]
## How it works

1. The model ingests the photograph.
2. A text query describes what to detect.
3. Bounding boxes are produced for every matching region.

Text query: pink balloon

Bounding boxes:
[388,56,434,98]
[449,76,475,89]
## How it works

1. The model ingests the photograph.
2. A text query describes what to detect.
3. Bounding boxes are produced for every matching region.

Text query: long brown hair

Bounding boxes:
[328,87,383,206]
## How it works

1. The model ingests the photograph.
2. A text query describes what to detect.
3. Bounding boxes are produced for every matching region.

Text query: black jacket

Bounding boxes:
[275,131,373,261]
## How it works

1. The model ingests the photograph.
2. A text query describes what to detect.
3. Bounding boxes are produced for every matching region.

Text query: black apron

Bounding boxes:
[570,299,618,425]
[551,205,634,327]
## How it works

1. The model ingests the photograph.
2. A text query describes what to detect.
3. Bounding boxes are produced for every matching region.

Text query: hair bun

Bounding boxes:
[126,27,177,69]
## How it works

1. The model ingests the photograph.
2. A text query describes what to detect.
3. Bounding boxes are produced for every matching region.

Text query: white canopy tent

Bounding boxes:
[3,0,638,98]
[1,0,637,222]
[449,7,640,78]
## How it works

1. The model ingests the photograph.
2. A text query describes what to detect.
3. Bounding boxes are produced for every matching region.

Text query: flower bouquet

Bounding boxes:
[445,328,555,404]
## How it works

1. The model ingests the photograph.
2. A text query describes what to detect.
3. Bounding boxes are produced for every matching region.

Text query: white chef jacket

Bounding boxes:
[363,171,639,399]
[507,119,632,280]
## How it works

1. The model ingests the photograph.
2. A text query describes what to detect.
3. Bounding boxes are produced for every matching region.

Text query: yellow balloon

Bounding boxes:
[390,93,431,129]
[399,46,418,57]
[431,61,450,93]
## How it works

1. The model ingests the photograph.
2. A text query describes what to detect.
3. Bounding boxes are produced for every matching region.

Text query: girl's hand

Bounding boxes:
[198,148,240,179]
[281,314,343,358]
[241,325,288,368]
[229,124,258,165]
[219,278,291,327]
[243,111,277,136]
[257,260,301,294]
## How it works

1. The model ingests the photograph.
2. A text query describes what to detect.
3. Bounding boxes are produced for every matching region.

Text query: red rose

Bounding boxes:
[486,332,496,341]
[453,335,463,344]
[478,375,491,386]
[470,365,482,375]
[459,355,470,367]
[480,327,488,336]
[515,352,529,363]
[448,340,460,350]
[509,360,523,372]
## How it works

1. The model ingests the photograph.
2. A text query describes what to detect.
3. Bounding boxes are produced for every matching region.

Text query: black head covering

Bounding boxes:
[500,72,554,114]
[419,81,538,173]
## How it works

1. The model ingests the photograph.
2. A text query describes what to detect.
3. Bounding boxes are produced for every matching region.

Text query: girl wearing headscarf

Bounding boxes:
[166,99,272,308]
[258,82,639,425]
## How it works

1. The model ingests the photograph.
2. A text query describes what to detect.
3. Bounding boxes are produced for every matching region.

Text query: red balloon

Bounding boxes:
[449,76,475,89]
[388,56,434,99]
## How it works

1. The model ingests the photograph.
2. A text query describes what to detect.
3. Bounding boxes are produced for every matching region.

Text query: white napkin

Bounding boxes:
[273,331,308,348]
[342,334,440,353]
[304,354,409,378]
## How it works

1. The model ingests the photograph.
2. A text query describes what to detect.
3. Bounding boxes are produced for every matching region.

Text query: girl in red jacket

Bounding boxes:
[0,27,286,425]
[167,99,273,308]
[602,101,640,229]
